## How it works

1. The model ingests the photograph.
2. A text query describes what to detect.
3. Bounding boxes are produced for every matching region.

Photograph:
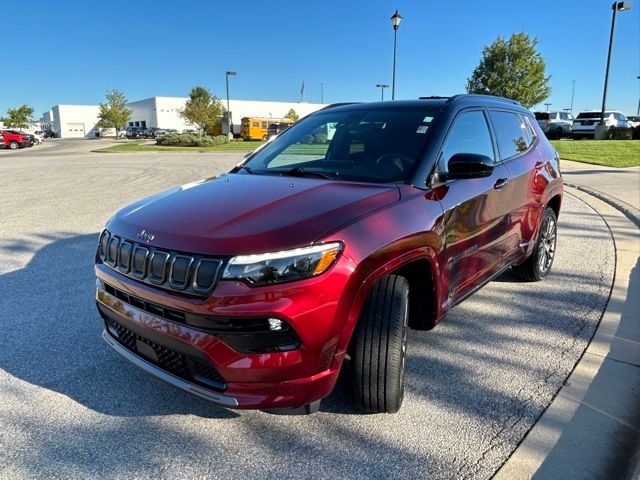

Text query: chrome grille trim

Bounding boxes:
[97,229,223,296]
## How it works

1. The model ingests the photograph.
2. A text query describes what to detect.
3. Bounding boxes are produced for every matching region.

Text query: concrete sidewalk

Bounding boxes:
[496,164,640,479]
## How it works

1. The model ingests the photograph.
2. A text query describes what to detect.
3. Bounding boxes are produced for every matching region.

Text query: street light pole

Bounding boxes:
[637,75,640,115]
[376,83,389,101]
[225,70,237,137]
[390,10,402,101]
[570,80,576,113]
[600,2,632,127]
[544,103,551,112]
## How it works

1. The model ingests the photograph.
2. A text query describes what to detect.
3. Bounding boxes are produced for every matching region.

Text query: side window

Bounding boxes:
[559,112,567,120]
[489,110,529,160]
[524,116,538,142]
[252,121,259,128]
[261,121,267,129]
[438,110,494,172]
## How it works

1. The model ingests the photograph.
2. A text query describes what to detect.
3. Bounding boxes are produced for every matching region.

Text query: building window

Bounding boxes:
[135,121,140,127]
[141,121,146,128]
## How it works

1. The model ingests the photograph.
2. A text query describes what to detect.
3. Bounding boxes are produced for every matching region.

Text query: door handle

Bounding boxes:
[493,178,509,190]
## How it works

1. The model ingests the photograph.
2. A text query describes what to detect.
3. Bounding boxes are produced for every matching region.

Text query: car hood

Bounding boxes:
[107,173,400,255]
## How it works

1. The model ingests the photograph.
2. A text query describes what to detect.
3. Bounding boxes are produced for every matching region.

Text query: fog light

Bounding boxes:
[268,318,283,331]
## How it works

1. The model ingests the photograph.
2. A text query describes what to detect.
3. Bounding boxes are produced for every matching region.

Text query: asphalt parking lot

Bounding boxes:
[0,142,615,479]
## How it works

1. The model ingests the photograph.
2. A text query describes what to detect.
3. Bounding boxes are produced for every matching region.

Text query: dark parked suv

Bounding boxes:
[96,94,563,414]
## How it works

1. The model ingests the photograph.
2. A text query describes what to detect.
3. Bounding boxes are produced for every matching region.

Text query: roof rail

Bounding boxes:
[318,102,361,111]
[445,94,521,105]
[418,96,451,100]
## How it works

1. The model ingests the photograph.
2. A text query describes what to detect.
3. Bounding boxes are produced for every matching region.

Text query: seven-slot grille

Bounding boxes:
[106,319,226,391]
[98,229,223,296]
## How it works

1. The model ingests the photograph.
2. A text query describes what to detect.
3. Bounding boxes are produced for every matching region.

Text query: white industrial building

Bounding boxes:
[41,97,326,138]
[41,105,101,138]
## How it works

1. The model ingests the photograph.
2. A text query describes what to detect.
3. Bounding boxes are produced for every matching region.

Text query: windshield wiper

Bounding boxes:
[275,167,340,180]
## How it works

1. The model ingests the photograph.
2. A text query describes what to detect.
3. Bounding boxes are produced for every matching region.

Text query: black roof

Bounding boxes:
[319,94,529,115]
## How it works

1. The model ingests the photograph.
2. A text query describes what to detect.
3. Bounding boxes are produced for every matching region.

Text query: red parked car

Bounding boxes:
[1,130,30,149]
[95,95,563,414]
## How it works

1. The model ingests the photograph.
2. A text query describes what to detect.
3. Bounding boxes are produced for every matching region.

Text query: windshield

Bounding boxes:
[242,108,439,183]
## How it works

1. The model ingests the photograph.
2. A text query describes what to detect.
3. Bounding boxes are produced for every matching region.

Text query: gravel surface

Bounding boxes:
[0,147,615,479]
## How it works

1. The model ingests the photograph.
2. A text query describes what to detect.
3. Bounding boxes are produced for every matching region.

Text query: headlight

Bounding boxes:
[222,242,343,286]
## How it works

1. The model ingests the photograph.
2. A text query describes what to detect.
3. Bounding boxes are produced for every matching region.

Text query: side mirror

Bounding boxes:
[444,153,494,180]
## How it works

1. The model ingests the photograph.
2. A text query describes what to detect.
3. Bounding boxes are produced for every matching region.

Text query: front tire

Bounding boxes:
[512,207,557,281]
[352,274,409,413]
[8,141,19,150]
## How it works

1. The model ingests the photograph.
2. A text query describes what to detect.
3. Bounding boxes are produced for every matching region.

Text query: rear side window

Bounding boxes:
[534,112,549,120]
[438,110,494,172]
[489,111,529,160]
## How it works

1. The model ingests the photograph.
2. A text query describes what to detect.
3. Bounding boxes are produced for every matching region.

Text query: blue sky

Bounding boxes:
[2,0,638,117]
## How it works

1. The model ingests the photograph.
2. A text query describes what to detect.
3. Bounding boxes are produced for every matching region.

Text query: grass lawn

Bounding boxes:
[93,140,265,153]
[550,140,640,168]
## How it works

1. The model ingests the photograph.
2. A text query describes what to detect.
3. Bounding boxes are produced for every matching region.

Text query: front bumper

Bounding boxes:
[95,253,358,409]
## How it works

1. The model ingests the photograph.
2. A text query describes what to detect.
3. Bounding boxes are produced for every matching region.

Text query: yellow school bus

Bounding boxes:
[241,117,294,141]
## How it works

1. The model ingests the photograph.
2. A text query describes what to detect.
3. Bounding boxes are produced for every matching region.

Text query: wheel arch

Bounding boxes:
[546,193,562,219]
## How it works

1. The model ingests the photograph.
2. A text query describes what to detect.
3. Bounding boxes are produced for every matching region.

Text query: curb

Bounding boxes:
[494,186,640,479]
[564,180,640,229]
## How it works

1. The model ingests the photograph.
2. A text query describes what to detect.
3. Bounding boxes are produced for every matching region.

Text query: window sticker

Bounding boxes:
[416,125,429,134]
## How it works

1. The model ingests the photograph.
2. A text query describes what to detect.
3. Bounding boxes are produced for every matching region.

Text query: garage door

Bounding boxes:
[66,123,85,138]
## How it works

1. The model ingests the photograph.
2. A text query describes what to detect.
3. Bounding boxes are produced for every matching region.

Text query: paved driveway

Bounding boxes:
[0,150,614,479]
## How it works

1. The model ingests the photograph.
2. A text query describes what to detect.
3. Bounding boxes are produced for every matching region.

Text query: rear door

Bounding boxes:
[489,110,546,263]
[436,109,512,305]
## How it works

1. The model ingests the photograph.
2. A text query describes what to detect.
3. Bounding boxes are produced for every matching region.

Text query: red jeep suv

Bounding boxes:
[95,95,563,414]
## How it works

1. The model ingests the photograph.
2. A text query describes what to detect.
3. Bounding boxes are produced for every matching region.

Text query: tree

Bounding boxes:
[466,32,551,108]
[179,86,224,135]
[97,89,132,137]
[285,108,299,122]
[2,105,35,130]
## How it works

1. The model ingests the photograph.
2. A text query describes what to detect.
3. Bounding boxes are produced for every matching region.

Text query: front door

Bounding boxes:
[434,109,511,306]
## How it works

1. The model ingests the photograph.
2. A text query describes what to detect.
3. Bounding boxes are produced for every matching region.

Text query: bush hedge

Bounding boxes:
[605,127,634,140]
[156,133,230,147]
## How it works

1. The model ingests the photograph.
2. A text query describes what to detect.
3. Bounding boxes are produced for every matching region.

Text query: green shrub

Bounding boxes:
[606,127,633,140]
[156,133,230,147]
[314,133,328,144]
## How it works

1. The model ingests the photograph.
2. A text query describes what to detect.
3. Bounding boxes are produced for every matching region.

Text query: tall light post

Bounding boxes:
[636,75,640,115]
[390,10,402,100]
[376,83,390,101]
[599,2,632,132]
[225,70,237,137]
[570,80,576,113]
[544,103,552,112]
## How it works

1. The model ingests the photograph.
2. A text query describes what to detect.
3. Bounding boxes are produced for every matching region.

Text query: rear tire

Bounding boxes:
[352,274,409,413]
[512,207,557,282]
[555,127,563,139]
[8,141,19,150]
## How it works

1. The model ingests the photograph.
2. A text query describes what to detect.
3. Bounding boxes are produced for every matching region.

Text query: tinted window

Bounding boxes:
[438,110,494,172]
[534,112,550,120]
[245,108,439,183]
[577,112,602,119]
[489,111,529,159]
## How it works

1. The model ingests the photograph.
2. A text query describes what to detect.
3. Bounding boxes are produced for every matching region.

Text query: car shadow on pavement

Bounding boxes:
[0,233,238,419]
